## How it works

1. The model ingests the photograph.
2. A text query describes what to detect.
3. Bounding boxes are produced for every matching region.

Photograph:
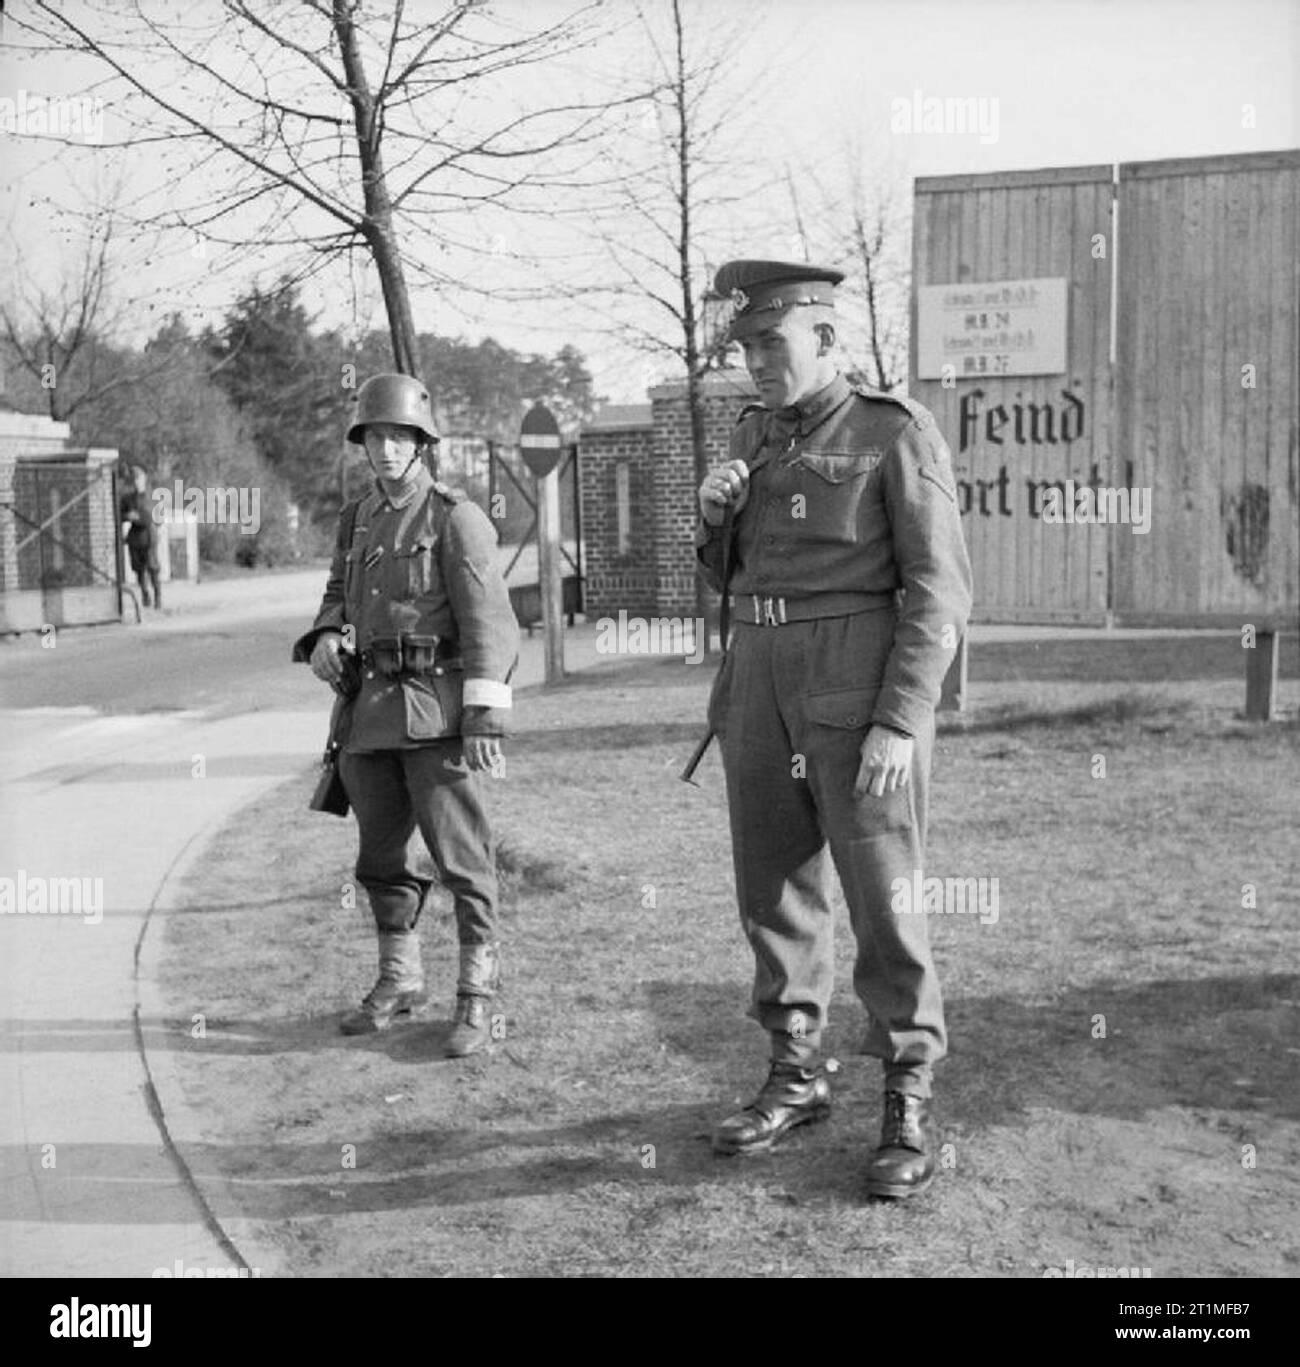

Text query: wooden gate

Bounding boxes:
[487,439,584,628]
[0,456,122,632]
[911,150,1300,627]
[1113,151,1300,626]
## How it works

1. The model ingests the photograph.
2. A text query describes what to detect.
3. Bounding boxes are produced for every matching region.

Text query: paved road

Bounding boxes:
[0,568,604,1278]
[0,572,324,1276]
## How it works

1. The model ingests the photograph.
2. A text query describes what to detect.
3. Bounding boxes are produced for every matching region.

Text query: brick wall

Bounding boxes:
[646,373,757,615]
[578,414,656,618]
[579,372,759,619]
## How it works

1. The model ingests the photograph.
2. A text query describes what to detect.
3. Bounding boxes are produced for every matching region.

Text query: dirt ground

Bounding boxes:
[159,636,1300,1278]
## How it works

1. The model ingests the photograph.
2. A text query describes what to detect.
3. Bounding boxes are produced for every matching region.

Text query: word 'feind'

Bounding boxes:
[958,387,1085,452]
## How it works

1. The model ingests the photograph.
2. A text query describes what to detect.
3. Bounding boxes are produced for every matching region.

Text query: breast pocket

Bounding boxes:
[794,449,882,485]
[399,537,438,598]
[789,448,882,541]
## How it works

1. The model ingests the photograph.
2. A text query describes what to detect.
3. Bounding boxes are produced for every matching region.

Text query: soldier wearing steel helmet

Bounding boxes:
[293,373,519,1056]
[696,260,973,1197]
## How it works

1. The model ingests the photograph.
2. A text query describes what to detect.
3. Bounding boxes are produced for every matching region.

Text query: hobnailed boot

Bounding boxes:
[444,942,500,1057]
[711,1061,832,1156]
[339,928,427,1035]
[863,1091,937,1199]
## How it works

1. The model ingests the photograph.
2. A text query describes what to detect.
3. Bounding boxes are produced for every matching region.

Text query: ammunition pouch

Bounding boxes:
[362,634,454,680]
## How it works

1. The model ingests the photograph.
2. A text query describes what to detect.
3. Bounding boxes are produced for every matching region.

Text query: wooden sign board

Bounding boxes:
[917,276,1068,380]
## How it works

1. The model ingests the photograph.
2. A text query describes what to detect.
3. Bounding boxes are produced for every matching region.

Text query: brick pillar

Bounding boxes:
[648,371,758,616]
[577,409,655,618]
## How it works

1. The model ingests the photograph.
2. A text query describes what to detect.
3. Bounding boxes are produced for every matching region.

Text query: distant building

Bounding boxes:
[0,398,122,633]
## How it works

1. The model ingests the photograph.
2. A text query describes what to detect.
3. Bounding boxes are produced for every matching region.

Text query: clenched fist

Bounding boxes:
[310,630,348,686]
[699,459,751,526]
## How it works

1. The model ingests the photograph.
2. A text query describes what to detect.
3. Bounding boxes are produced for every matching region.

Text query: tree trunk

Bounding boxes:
[671,0,716,653]
[333,0,419,376]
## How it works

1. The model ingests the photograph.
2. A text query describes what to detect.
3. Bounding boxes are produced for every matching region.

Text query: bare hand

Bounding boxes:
[463,734,503,774]
[854,725,914,797]
[309,631,347,686]
[698,459,751,526]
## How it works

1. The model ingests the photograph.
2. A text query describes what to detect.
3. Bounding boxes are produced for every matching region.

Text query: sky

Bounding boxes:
[0,0,1296,406]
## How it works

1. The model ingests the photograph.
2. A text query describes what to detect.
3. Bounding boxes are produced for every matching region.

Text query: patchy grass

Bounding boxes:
[159,646,1300,1278]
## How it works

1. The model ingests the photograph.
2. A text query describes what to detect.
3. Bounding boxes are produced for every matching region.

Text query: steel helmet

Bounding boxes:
[347,373,439,444]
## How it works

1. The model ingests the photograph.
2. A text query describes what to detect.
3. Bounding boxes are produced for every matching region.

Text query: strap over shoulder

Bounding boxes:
[848,384,933,425]
[432,480,466,506]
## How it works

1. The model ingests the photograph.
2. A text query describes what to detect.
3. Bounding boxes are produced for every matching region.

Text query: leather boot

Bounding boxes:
[444,942,500,1057]
[712,1061,832,1156]
[864,1091,936,1198]
[340,928,426,1035]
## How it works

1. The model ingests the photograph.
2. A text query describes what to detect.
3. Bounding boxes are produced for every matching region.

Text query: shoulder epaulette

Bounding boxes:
[431,480,467,506]
[849,384,930,421]
[847,382,929,423]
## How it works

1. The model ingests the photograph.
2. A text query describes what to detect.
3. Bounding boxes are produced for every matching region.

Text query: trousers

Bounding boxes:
[338,744,497,943]
[710,608,945,1097]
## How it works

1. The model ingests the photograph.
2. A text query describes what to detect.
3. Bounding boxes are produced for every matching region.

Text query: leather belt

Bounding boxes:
[734,590,896,626]
[360,643,452,678]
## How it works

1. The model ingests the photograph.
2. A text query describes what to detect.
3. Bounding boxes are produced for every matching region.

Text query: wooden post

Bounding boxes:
[1244,630,1279,721]
[939,632,969,712]
[520,402,565,685]
[537,465,564,684]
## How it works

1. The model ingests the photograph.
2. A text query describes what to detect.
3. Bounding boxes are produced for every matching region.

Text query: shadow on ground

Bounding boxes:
[9,971,1293,1224]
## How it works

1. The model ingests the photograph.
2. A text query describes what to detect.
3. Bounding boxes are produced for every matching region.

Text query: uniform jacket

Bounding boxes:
[119,488,155,548]
[696,374,973,737]
[293,467,519,748]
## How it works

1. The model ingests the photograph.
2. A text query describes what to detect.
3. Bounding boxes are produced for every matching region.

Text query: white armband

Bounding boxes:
[463,678,512,709]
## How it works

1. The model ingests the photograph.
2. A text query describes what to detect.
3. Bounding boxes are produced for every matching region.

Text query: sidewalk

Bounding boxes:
[0,582,612,1277]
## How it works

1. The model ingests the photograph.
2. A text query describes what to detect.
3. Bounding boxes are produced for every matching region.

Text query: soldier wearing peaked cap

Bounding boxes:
[293,373,519,1057]
[696,260,973,1197]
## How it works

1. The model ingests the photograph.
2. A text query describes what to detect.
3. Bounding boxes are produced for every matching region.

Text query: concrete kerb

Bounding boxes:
[127,619,614,1276]
[134,820,287,1280]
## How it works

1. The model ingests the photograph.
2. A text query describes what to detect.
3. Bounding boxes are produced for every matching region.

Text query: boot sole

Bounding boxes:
[443,1037,489,1058]
[338,994,427,1035]
[864,1169,936,1199]
[712,1104,831,1156]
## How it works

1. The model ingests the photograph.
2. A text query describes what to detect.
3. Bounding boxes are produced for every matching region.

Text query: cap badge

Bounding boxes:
[729,287,749,314]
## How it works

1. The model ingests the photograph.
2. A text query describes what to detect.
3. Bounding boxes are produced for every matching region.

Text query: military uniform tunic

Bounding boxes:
[294,467,519,943]
[697,374,973,1095]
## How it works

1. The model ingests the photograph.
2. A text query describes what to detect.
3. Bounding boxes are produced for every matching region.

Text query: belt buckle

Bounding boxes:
[753,595,786,626]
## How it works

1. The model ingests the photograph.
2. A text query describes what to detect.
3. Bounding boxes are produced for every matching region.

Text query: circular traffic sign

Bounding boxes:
[520,402,562,477]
